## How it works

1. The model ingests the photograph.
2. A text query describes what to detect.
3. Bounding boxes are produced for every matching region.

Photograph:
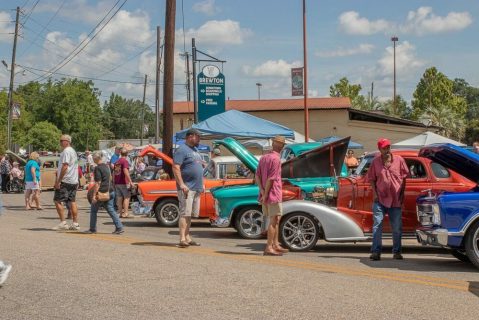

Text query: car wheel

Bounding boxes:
[450,249,471,263]
[279,212,320,252]
[235,206,264,239]
[465,220,479,269]
[155,199,180,227]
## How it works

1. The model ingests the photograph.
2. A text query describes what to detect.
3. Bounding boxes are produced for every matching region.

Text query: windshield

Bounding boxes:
[141,170,156,180]
[354,156,373,176]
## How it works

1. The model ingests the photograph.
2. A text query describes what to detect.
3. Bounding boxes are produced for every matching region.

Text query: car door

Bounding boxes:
[40,159,57,189]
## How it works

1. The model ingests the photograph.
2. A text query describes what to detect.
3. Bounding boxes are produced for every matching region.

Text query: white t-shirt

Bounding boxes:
[58,146,79,184]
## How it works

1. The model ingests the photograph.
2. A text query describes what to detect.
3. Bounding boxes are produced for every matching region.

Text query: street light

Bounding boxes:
[256,82,262,100]
[391,36,398,115]
[2,61,25,151]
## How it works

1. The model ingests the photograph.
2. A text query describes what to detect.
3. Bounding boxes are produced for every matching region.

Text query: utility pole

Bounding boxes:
[302,0,309,142]
[140,74,147,146]
[256,82,262,100]
[192,38,198,123]
[391,36,398,115]
[185,52,191,101]
[162,0,176,176]
[7,6,20,151]
[155,26,161,144]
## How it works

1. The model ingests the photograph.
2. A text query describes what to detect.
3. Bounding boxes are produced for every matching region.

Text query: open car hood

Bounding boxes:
[213,137,259,172]
[282,137,350,178]
[138,145,173,165]
[419,143,479,183]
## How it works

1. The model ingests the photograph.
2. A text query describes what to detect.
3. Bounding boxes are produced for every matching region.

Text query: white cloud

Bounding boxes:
[401,7,473,35]
[339,7,472,36]
[243,59,302,77]
[376,41,425,76]
[339,11,391,35]
[37,0,120,25]
[193,0,220,16]
[182,20,252,46]
[0,11,14,43]
[317,44,375,58]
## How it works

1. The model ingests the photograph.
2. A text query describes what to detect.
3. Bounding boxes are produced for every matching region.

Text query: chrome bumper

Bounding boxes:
[131,201,153,215]
[210,216,230,228]
[416,228,448,247]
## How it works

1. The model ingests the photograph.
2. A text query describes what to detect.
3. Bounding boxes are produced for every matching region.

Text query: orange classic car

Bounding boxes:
[135,145,254,226]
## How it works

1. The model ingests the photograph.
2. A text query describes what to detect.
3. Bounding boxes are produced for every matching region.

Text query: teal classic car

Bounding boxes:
[210,137,350,239]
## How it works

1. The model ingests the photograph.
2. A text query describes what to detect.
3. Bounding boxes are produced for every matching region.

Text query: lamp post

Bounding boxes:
[256,82,262,100]
[391,36,398,115]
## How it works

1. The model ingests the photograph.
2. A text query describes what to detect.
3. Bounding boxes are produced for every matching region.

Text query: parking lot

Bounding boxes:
[1,191,478,320]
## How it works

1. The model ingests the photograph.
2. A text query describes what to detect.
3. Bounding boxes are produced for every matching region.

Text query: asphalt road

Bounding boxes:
[0,191,478,320]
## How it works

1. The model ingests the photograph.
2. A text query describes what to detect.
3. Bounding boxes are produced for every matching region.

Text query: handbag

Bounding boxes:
[96,167,111,202]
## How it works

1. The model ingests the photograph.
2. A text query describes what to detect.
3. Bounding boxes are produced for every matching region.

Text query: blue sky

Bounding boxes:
[1,0,478,108]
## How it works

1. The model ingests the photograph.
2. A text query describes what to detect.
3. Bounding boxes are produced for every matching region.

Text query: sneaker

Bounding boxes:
[393,253,404,260]
[53,221,69,231]
[69,223,80,230]
[112,228,124,235]
[369,252,381,261]
[0,264,12,286]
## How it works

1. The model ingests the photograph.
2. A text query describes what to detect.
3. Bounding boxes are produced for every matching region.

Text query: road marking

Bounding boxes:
[70,233,473,293]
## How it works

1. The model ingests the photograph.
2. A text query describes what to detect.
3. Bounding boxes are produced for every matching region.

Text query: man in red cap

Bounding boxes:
[367,138,409,261]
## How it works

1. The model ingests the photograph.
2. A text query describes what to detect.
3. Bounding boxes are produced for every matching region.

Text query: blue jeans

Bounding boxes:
[89,191,123,232]
[371,201,402,254]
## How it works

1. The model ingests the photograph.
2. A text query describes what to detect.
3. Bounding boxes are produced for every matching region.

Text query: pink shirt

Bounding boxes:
[256,151,282,204]
[367,154,409,208]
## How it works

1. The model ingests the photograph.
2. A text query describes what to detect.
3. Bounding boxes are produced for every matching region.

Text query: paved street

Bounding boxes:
[0,191,478,320]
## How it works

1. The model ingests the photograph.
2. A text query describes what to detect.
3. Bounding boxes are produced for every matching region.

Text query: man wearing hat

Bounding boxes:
[256,135,289,256]
[173,128,204,248]
[367,138,409,261]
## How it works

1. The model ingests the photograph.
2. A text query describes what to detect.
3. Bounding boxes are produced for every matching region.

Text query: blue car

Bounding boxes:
[416,143,479,268]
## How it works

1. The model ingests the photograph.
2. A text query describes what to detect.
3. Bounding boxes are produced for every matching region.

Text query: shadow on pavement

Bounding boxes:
[317,255,479,273]
[215,250,260,256]
[236,242,265,252]
[167,229,242,239]
[469,281,479,297]
[21,227,53,232]
[36,217,60,220]
[131,241,178,248]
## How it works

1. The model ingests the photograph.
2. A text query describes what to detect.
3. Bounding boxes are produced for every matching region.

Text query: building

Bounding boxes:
[167,98,439,151]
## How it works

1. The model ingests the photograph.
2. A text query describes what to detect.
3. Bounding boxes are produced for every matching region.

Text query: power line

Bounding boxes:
[20,0,40,26]
[31,0,125,82]
[18,0,66,58]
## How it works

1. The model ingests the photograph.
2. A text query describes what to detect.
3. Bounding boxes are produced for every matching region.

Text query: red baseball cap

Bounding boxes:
[377,138,391,149]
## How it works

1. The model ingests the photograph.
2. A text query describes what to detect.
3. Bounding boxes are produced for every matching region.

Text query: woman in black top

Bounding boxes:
[85,151,124,234]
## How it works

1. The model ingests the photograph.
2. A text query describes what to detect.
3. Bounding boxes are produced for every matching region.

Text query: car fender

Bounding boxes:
[282,200,368,242]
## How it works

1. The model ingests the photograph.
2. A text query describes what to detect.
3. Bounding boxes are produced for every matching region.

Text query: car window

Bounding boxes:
[354,156,373,176]
[141,170,156,180]
[280,149,291,162]
[43,161,55,169]
[405,159,427,179]
[430,162,451,179]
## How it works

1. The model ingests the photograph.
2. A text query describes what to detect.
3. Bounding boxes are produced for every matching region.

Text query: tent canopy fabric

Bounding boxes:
[175,110,295,140]
[317,136,363,149]
[241,131,315,150]
[392,131,466,148]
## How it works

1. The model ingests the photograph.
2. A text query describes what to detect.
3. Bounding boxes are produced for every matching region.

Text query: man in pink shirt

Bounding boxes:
[367,138,409,261]
[256,135,289,256]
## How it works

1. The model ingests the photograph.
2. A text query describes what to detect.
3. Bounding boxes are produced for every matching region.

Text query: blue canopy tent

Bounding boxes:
[318,136,363,149]
[175,110,295,140]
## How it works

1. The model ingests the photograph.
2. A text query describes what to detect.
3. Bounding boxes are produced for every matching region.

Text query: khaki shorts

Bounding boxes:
[178,190,201,218]
[115,185,131,199]
[262,202,282,217]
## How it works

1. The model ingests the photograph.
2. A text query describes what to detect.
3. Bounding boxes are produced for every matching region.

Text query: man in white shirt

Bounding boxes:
[53,134,80,231]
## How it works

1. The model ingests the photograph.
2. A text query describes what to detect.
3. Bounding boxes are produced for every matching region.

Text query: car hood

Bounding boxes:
[282,137,350,178]
[213,137,259,172]
[419,143,479,183]
[138,145,173,165]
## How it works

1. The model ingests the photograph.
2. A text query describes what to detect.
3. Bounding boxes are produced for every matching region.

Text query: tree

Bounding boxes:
[27,121,62,151]
[453,78,479,144]
[412,67,467,140]
[103,93,156,139]
[329,77,366,109]
[378,95,413,119]
[16,79,104,150]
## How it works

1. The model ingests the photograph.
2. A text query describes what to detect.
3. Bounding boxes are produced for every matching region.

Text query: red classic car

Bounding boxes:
[278,149,476,251]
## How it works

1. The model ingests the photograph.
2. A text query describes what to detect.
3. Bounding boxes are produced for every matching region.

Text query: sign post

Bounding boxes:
[197,65,225,122]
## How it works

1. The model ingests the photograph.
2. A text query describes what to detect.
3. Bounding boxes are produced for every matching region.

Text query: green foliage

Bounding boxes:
[27,121,62,151]
[453,78,479,144]
[412,67,467,140]
[329,77,363,108]
[102,93,156,140]
[378,95,413,119]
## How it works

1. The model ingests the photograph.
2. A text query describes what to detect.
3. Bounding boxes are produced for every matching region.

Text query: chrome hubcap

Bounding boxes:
[282,215,317,250]
[239,209,263,237]
[160,204,179,222]
[473,227,479,257]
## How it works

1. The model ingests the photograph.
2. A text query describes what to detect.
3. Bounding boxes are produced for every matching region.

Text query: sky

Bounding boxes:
[1,0,478,109]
